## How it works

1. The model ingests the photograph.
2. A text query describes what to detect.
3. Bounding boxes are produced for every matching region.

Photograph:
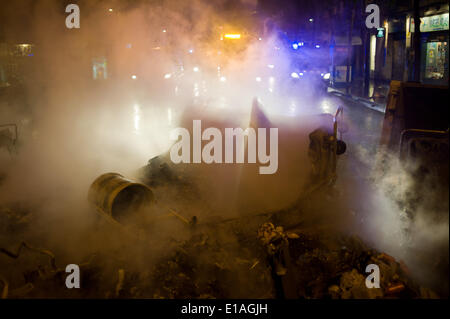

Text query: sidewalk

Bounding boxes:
[328,80,390,113]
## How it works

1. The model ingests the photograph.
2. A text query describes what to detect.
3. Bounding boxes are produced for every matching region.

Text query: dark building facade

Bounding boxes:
[258,0,448,87]
[374,0,448,85]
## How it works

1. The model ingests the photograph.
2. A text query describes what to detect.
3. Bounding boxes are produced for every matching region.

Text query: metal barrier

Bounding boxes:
[399,129,449,162]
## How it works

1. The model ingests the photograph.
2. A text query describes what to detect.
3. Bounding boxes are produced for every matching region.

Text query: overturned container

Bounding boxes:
[88,173,155,224]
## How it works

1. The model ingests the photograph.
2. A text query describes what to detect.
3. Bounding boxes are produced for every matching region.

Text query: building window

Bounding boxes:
[424,41,448,80]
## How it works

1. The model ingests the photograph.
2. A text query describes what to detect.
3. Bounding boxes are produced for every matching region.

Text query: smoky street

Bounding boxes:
[0,0,448,303]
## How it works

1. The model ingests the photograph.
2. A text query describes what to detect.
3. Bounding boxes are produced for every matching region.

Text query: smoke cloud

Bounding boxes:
[0,0,447,298]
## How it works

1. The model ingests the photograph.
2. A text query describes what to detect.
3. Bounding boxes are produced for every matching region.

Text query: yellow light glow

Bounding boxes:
[224,34,241,39]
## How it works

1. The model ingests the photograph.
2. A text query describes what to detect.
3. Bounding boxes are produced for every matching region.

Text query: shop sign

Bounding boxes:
[412,13,449,32]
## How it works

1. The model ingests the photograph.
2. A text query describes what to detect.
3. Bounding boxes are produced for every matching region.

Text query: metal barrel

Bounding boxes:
[88,172,155,223]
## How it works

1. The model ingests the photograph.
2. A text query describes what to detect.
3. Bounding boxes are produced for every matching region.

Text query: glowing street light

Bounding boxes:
[224,34,241,39]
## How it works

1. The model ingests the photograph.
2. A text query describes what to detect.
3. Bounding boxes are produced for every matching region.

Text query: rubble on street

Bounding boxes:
[0,201,439,299]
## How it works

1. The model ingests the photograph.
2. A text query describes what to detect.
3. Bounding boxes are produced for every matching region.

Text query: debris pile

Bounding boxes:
[0,201,442,299]
[280,228,438,299]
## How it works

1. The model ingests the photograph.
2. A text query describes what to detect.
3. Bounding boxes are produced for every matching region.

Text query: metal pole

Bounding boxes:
[413,0,421,82]
[346,0,356,94]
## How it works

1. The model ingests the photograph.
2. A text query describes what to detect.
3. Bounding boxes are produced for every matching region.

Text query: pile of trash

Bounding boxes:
[0,198,441,299]
[257,222,438,299]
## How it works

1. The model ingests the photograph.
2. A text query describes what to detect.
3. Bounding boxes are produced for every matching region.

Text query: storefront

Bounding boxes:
[411,12,449,85]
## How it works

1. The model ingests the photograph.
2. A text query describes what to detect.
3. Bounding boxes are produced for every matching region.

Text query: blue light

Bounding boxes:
[292,43,299,50]
[315,44,320,48]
